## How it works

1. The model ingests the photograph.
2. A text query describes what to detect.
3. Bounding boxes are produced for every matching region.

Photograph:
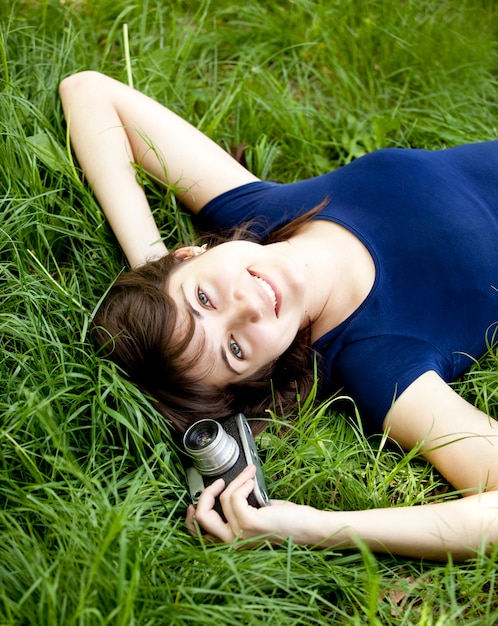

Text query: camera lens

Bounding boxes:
[183,419,239,476]
[186,421,219,450]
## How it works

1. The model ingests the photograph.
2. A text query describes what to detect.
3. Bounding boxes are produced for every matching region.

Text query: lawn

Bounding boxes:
[1,0,498,623]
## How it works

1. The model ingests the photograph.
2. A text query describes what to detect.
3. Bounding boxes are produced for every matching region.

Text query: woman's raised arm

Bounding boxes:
[59,71,258,267]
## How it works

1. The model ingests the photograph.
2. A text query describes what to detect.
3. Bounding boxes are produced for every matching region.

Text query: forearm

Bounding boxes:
[306,491,498,560]
[60,71,259,267]
[190,467,497,560]
[60,73,167,268]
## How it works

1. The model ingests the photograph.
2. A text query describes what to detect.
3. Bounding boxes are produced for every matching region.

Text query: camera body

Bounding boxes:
[183,413,269,517]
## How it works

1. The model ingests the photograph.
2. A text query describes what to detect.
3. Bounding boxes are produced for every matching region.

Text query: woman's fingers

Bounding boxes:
[185,466,260,542]
[187,478,237,543]
[219,466,257,509]
[185,503,223,543]
[185,504,198,536]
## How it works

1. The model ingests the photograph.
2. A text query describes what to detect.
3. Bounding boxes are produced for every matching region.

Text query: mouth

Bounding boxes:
[250,272,280,317]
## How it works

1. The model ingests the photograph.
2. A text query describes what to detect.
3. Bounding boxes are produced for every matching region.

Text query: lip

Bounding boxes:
[248,270,281,317]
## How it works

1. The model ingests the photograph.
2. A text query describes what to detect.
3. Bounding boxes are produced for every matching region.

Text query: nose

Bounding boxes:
[230,289,263,325]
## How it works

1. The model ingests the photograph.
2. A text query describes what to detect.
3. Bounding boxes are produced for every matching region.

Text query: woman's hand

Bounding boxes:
[185,465,315,545]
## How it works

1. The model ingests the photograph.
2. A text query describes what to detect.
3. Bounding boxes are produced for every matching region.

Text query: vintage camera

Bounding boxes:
[183,413,269,517]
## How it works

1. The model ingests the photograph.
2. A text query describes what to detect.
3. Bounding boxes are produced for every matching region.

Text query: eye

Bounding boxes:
[229,338,244,360]
[197,289,212,308]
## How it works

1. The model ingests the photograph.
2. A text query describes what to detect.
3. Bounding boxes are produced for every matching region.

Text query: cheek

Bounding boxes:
[254,326,295,359]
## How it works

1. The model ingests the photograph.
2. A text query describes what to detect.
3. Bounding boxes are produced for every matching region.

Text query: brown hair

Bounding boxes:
[92,207,323,433]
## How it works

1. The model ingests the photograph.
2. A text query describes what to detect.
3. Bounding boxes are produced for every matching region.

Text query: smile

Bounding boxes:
[253,275,278,312]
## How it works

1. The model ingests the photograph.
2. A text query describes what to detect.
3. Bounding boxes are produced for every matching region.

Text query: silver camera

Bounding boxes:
[183,413,269,517]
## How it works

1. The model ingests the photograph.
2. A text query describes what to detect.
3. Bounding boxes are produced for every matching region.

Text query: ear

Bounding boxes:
[171,245,207,262]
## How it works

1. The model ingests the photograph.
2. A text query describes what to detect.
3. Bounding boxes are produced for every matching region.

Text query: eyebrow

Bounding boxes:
[181,287,241,377]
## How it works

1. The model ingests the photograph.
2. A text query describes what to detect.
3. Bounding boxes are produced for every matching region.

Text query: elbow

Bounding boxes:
[59,70,106,105]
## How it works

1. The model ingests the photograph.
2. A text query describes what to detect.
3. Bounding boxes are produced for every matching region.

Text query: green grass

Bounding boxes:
[1,0,498,623]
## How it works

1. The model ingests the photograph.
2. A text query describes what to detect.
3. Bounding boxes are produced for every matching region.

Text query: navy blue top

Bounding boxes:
[199,143,498,431]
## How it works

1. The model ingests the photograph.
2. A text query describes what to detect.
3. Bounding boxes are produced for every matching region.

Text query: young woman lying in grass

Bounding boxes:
[59,70,498,561]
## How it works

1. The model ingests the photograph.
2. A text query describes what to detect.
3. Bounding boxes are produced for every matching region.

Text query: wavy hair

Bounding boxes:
[92,209,322,433]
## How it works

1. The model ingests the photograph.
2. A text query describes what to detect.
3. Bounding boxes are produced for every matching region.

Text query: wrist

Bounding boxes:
[301,508,357,549]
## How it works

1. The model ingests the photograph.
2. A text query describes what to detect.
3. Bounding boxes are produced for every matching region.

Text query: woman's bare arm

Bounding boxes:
[59,71,258,267]
[188,372,498,560]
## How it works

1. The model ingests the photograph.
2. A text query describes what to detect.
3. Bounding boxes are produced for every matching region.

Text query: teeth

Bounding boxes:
[254,276,277,311]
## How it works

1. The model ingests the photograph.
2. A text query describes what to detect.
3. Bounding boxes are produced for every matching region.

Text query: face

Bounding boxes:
[167,240,307,387]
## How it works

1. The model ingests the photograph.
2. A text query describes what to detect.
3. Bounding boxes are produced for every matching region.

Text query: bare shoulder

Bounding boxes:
[384,370,498,493]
